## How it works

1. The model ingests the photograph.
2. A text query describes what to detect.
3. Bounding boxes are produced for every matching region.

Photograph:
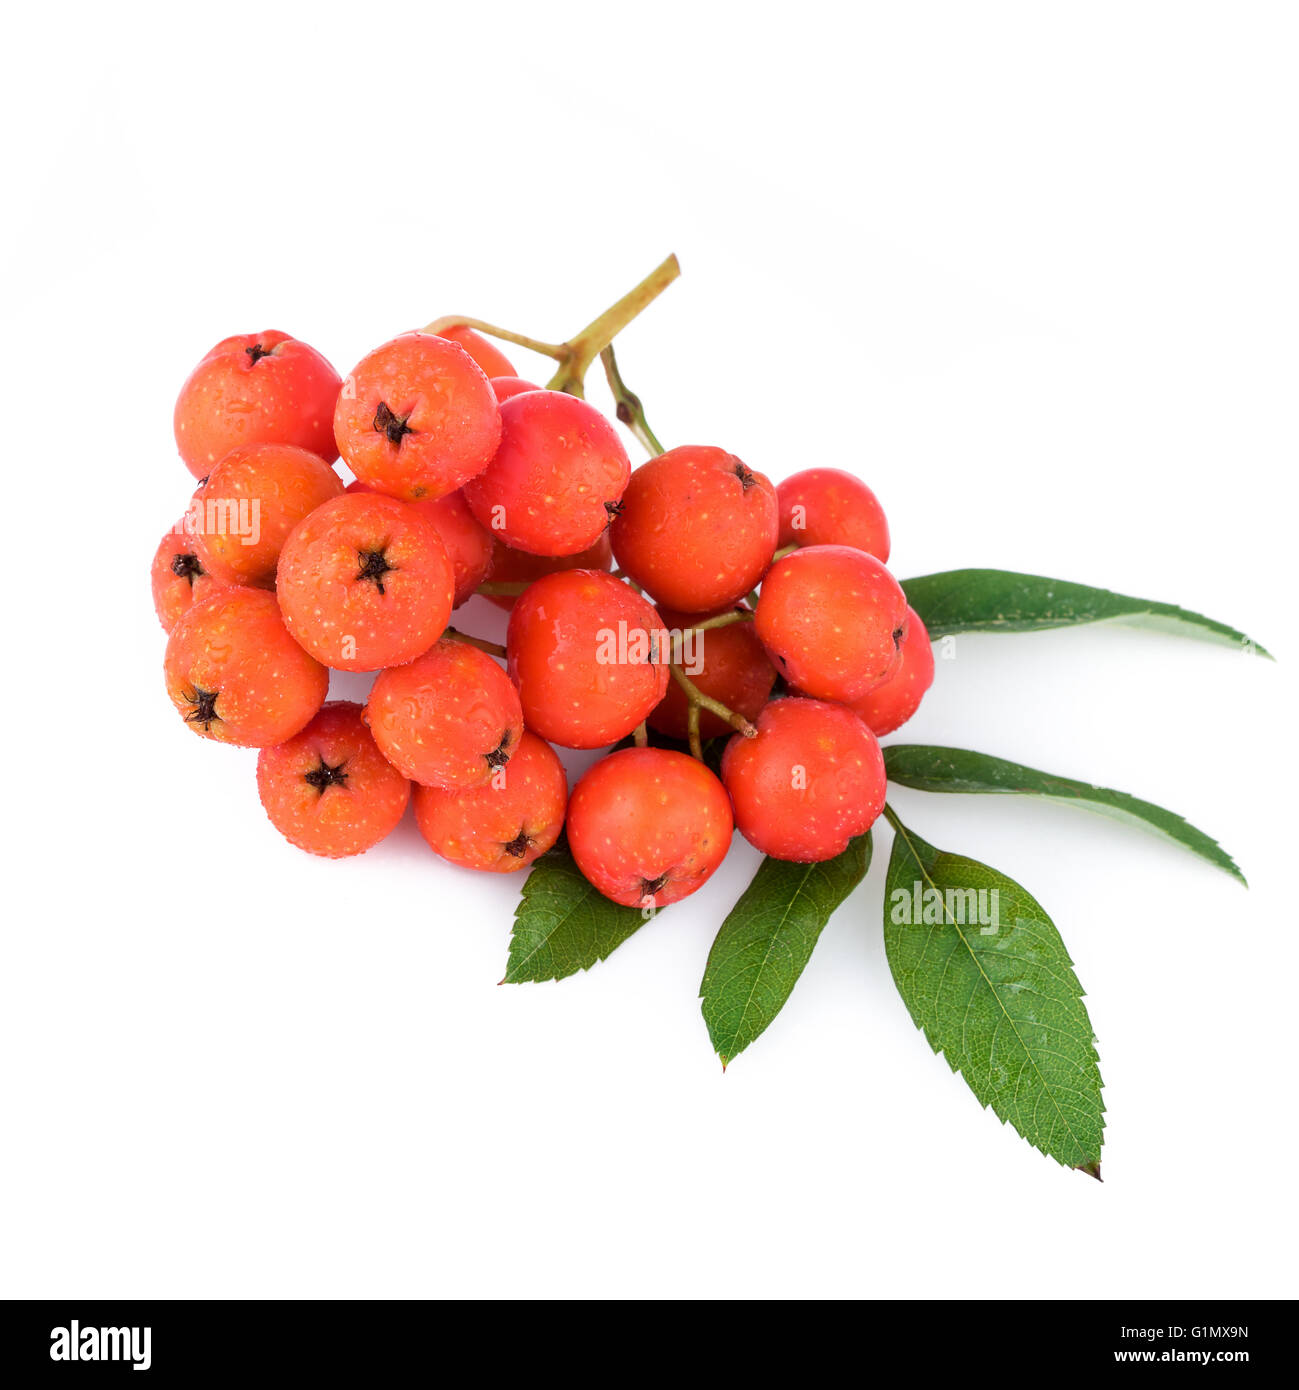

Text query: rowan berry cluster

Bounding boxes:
[155,292,933,908]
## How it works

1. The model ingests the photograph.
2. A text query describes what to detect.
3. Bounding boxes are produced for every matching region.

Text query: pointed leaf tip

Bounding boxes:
[700,835,872,1065]
[1079,1161,1103,1182]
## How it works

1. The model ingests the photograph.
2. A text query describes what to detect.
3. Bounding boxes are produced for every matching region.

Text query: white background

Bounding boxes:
[2,1,1296,1299]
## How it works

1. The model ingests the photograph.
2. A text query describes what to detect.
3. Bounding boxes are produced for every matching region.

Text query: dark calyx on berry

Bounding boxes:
[604,499,625,523]
[184,686,221,730]
[484,731,513,770]
[502,828,532,858]
[734,463,757,491]
[356,548,396,594]
[374,401,415,447]
[641,871,671,898]
[244,342,274,364]
[171,552,204,586]
[892,626,905,648]
[304,758,349,794]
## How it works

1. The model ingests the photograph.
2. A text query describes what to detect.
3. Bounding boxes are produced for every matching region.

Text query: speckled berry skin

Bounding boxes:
[610,446,778,611]
[151,523,234,632]
[347,481,492,609]
[413,730,567,873]
[192,443,343,587]
[164,587,328,747]
[366,638,524,790]
[490,376,541,402]
[777,467,890,562]
[435,324,517,379]
[755,544,907,701]
[647,606,776,740]
[257,702,411,858]
[482,533,613,611]
[567,748,734,907]
[173,331,341,478]
[276,492,454,672]
[842,606,934,736]
[464,391,630,556]
[722,698,886,862]
[334,333,502,502]
[506,570,668,749]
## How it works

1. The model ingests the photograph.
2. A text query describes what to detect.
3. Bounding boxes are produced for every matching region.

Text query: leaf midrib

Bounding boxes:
[712,863,820,1061]
[887,814,1095,1167]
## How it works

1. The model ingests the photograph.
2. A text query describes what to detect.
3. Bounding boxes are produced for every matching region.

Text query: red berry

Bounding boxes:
[463,391,630,556]
[414,730,567,873]
[647,607,775,741]
[755,544,907,701]
[347,480,492,609]
[173,331,342,479]
[506,570,668,749]
[276,493,454,671]
[164,587,328,747]
[842,606,934,736]
[434,324,517,379]
[366,637,523,790]
[256,702,411,858]
[150,523,234,632]
[490,376,541,402]
[192,443,343,587]
[567,748,733,907]
[776,467,890,562]
[482,533,613,611]
[722,698,886,862]
[611,445,778,610]
[334,332,501,502]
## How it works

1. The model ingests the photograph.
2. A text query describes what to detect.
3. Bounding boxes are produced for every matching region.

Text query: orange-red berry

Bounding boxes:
[464,391,630,556]
[413,730,567,873]
[366,637,524,790]
[755,544,907,701]
[722,697,886,862]
[276,492,454,671]
[611,445,778,611]
[842,606,934,736]
[334,332,501,502]
[507,570,668,749]
[151,523,234,632]
[346,480,492,609]
[192,442,343,587]
[257,702,411,858]
[567,748,734,907]
[164,587,328,747]
[434,324,517,379]
[174,331,341,478]
[776,467,890,562]
[490,376,541,402]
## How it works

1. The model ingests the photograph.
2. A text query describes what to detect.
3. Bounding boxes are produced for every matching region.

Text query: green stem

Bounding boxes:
[686,701,703,761]
[671,664,756,739]
[633,721,648,748]
[547,254,681,397]
[445,627,507,659]
[600,343,665,455]
[689,609,754,633]
[421,315,564,360]
[772,543,798,562]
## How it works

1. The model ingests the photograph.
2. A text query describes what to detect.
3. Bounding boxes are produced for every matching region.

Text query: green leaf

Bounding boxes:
[884,744,1245,886]
[883,808,1104,1176]
[902,568,1270,657]
[502,837,652,984]
[700,835,871,1067]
